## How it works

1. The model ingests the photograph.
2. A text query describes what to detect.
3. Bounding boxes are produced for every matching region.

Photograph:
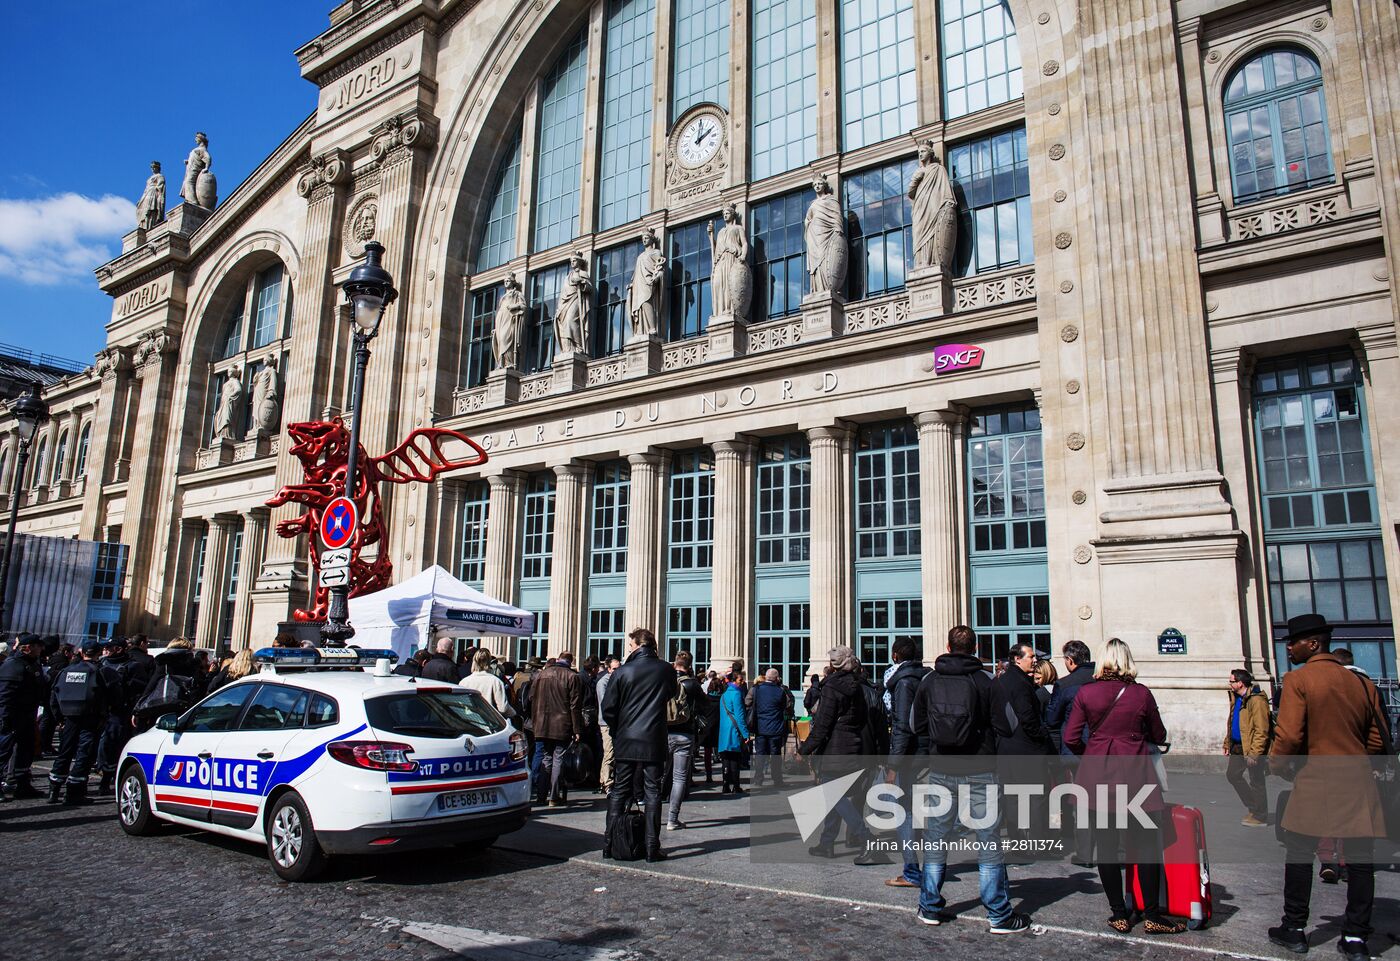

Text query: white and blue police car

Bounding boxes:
[115,647,529,880]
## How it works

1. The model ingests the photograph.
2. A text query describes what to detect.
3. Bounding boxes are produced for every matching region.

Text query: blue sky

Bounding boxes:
[0,2,331,364]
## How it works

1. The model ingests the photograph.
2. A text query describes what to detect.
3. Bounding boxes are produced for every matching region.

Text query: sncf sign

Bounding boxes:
[932,343,985,375]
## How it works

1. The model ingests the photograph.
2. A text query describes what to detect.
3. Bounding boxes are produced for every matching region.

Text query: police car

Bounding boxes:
[115,647,529,880]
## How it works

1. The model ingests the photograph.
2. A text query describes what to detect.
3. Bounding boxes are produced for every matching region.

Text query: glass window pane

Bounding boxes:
[533,30,589,252]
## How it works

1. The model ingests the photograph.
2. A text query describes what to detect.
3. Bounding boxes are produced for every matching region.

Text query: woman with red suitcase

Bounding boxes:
[1065,638,1189,935]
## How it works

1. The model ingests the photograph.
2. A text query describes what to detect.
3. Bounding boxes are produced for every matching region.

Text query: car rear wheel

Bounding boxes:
[265,793,328,881]
[117,763,159,837]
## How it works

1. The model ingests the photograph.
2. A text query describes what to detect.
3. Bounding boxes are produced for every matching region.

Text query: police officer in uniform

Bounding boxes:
[0,633,47,801]
[95,636,137,796]
[47,639,113,806]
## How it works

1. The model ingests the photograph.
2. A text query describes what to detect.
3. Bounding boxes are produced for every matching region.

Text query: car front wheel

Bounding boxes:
[116,763,159,837]
[265,793,328,882]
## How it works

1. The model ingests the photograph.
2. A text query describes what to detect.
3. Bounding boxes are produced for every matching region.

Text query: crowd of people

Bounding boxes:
[1,611,1391,957]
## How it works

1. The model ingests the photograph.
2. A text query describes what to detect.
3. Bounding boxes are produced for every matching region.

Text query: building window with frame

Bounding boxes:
[207,262,292,446]
[517,620,549,664]
[526,262,569,373]
[29,437,48,490]
[844,159,915,301]
[665,605,713,669]
[973,594,1049,663]
[668,449,715,570]
[757,436,811,564]
[91,542,127,602]
[751,0,817,180]
[217,529,243,647]
[839,0,916,151]
[749,190,809,322]
[458,481,490,584]
[756,602,811,691]
[587,608,627,661]
[594,240,640,358]
[948,126,1032,276]
[462,284,499,389]
[74,424,91,479]
[855,422,920,559]
[476,134,522,271]
[533,29,589,253]
[599,0,655,230]
[1224,47,1333,206]
[591,461,630,575]
[522,473,557,579]
[857,599,922,673]
[52,430,69,485]
[185,530,207,637]
[941,0,1022,120]
[672,0,731,121]
[667,217,719,341]
[247,265,284,350]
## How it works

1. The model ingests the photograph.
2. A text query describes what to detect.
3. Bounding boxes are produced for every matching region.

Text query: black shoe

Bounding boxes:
[1337,938,1369,961]
[645,848,667,863]
[46,780,63,804]
[808,842,836,858]
[11,781,42,800]
[63,783,90,806]
[97,773,114,796]
[854,848,894,866]
[1269,926,1309,954]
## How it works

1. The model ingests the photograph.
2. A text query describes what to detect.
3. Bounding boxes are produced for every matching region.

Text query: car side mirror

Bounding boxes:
[156,713,180,732]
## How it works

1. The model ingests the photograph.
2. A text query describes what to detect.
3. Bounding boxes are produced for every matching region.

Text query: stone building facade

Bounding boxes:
[3,0,1400,748]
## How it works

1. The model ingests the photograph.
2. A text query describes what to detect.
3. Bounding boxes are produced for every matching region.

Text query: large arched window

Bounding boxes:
[74,423,91,479]
[206,261,292,447]
[30,435,49,490]
[52,430,69,485]
[1224,47,1333,205]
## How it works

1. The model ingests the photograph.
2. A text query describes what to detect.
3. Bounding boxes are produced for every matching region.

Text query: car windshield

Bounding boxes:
[365,689,506,739]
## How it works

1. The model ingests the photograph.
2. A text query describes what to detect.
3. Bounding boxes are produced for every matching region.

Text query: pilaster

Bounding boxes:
[121,330,179,635]
[482,470,525,656]
[813,0,840,157]
[710,438,754,672]
[806,424,853,662]
[79,347,133,540]
[1357,321,1400,665]
[916,410,965,641]
[548,461,590,656]
[625,451,667,634]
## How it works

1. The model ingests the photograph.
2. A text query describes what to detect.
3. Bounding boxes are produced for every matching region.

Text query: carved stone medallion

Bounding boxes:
[345,195,380,258]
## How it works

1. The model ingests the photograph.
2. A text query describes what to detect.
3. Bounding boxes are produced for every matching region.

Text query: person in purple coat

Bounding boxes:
[1065,638,1186,935]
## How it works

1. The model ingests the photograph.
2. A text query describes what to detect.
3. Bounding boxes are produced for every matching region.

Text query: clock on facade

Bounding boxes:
[676,111,724,168]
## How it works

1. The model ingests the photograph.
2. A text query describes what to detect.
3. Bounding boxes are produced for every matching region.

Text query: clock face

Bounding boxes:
[677,114,722,168]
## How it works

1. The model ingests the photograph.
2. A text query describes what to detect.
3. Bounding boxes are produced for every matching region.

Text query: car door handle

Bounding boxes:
[197,751,213,759]
[257,751,275,760]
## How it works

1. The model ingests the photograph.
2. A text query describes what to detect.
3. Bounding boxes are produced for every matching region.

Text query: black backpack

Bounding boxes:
[925,673,982,750]
[860,679,890,755]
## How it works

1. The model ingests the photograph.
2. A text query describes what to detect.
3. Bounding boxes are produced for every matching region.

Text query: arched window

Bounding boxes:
[205,261,292,447]
[52,430,69,485]
[30,436,49,489]
[0,446,10,494]
[74,424,91,479]
[1224,47,1332,205]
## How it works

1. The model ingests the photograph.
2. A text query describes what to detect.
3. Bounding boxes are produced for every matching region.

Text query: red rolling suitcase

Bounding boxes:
[1128,803,1213,929]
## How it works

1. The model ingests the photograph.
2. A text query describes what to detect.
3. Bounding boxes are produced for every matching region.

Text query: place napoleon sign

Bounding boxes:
[1157,627,1187,655]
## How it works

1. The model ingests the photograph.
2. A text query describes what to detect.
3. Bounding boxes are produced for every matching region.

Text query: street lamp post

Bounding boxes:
[0,384,51,634]
[320,240,398,645]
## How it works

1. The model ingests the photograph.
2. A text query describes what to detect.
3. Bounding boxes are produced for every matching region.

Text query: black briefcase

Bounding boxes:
[606,805,646,861]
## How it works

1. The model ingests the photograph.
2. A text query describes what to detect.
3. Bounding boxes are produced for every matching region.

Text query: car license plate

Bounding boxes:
[436,788,498,812]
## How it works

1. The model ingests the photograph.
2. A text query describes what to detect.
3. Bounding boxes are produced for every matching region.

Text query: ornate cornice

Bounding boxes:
[297,147,350,201]
[311,14,435,85]
[369,108,438,168]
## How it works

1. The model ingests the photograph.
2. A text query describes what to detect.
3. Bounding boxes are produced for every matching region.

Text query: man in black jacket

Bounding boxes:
[1044,639,1094,755]
[799,647,872,859]
[95,637,139,796]
[601,627,675,861]
[879,637,930,884]
[0,633,47,801]
[991,642,1054,844]
[420,638,460,682]
[48,639,115,806]
[910,626,1031,934]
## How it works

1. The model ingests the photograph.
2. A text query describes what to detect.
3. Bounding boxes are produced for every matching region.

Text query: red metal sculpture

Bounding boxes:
[266,418,488,621]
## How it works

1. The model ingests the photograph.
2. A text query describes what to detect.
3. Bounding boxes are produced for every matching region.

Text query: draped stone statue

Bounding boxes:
[627,228,665,340]
[213,365,244,441]
[804,174,848,295]
[708,203,751,322]
[252,356,281,437]
[136,161,166,230]
[554,251,592,355]
[492,272,527,369]
[181,132,217,209]
[910,140,958,272]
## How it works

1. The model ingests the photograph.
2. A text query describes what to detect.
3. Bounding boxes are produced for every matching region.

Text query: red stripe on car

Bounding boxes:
[389,771,529,795]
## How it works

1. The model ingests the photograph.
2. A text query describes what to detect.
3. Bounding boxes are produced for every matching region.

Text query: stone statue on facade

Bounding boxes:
[492,272,526,369]
[213,365,244,441]
[627,228,665,340]
[554,251,592,355]
[707,203,751,322]
[136,161,166,230]
[910,140,958,272]
[181,132,217,209]
[805,174,848,295]
[252,356,281,437]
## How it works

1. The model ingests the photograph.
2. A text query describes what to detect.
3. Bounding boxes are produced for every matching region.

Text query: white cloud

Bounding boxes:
[0,193,136,285]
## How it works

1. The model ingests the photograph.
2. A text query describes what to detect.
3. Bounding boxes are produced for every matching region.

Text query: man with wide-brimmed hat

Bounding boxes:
[1268,613,1392,961]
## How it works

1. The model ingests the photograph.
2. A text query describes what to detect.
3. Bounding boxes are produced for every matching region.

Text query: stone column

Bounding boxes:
[166,520,206,638]
[194,516,235,648]
[625,451,667,634]
[916,411,965,641]
[482,471,525,656]
[229,508,269,648]
[251,150,348,640]
[647,0,675,211]
[710,439,754,673]
[806,425,853,662]
[120,331,179,634]
[548,462,589,656]
[576,1,607,233]
[727,0,752,185]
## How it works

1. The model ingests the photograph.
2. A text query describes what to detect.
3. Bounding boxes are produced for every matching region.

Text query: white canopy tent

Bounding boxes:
[345,564,536,661]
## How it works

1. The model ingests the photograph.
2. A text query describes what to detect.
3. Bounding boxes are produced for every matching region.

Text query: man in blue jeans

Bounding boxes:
[747,669,793,788]
[910,625,1032,934]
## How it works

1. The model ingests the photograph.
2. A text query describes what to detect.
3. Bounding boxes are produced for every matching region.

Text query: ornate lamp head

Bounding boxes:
[341,240,398,334]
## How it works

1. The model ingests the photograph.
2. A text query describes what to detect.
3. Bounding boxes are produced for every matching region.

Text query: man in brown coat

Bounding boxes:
[1268,614,1390,961]
[530,652,584,806]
